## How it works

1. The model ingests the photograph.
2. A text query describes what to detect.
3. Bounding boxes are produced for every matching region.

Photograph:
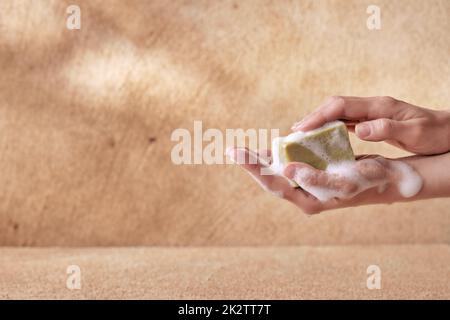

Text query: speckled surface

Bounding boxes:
[1,245,449,299]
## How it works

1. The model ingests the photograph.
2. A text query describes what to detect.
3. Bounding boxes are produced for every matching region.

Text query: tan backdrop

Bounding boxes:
[0,0,449,246]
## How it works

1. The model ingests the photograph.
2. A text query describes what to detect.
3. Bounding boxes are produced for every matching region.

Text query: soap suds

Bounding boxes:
[270,137,284,174]
[293,161,371,202]
[389,161,423,198]
[291,158,423,202]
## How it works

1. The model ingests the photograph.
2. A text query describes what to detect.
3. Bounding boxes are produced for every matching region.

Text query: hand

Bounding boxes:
[291,96,450,155]
[227,147,422,214]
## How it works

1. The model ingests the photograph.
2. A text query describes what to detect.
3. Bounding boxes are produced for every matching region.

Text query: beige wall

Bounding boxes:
[0,0,449,246]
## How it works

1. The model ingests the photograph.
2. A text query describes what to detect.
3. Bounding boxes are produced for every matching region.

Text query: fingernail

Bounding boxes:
[356,123,370,138]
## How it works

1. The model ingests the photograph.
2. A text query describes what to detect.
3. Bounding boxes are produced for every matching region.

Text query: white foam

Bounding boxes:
[270,136,284,175]
[291,158,423,202]
[389,161,423,198]
[293,160,373,202]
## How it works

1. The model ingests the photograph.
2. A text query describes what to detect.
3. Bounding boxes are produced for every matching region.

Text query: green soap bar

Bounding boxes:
[271,121,355,175]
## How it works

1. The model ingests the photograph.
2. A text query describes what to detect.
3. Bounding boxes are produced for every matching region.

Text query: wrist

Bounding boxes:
[445,111,450,152]
[401,152,450,199]
[379,158,423,202]
[432,109,450,154]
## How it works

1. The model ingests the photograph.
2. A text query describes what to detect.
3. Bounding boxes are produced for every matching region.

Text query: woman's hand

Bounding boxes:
[227,147,423,214]
[291,96,450,155]
[228,98,450,214]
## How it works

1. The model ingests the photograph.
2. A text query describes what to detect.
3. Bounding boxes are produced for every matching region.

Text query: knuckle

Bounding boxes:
[376,118,393,135]
[343,182,358,194]
[415,120,427,135]
[409,126,425,146]
[377,96,397,106]
[304,174,317,186]
[357,159,387,180]
[329,95,346,107]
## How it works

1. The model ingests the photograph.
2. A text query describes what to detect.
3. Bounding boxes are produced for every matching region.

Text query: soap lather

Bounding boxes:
[271,121,355,186]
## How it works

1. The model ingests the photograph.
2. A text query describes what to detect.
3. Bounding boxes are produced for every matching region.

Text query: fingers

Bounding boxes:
[227,147,323,214]
[284,163,358,197]
[355,118,409,142]
[227,147,272,181]
[283,159,390,199]
[257,149,272,165]
[227,147,294,197]
[292,96,401,131]
[284,162,321,184]
[280,157,394,210]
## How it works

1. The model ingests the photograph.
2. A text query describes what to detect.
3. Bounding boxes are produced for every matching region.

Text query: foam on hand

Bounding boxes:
[270,121,423,202]
[389,161,423,198]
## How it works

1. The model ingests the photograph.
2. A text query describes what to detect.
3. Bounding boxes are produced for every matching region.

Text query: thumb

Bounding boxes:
[355,119,406,142]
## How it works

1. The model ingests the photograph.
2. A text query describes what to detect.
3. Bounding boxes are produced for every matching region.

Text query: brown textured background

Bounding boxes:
[1,0,449,247]
[0,0,449,299]
[0,0,450,246]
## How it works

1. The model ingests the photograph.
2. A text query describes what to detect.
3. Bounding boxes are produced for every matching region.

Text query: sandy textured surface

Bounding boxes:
[0,0,449,246]
[1,245,449,299]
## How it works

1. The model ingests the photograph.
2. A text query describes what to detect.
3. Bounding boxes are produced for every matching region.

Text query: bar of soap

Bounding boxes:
[271,121,355,178]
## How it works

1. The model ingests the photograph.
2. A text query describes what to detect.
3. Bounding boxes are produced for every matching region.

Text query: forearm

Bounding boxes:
[402,152,450,200]
[328,152,450,211]
[444,110,450,152]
